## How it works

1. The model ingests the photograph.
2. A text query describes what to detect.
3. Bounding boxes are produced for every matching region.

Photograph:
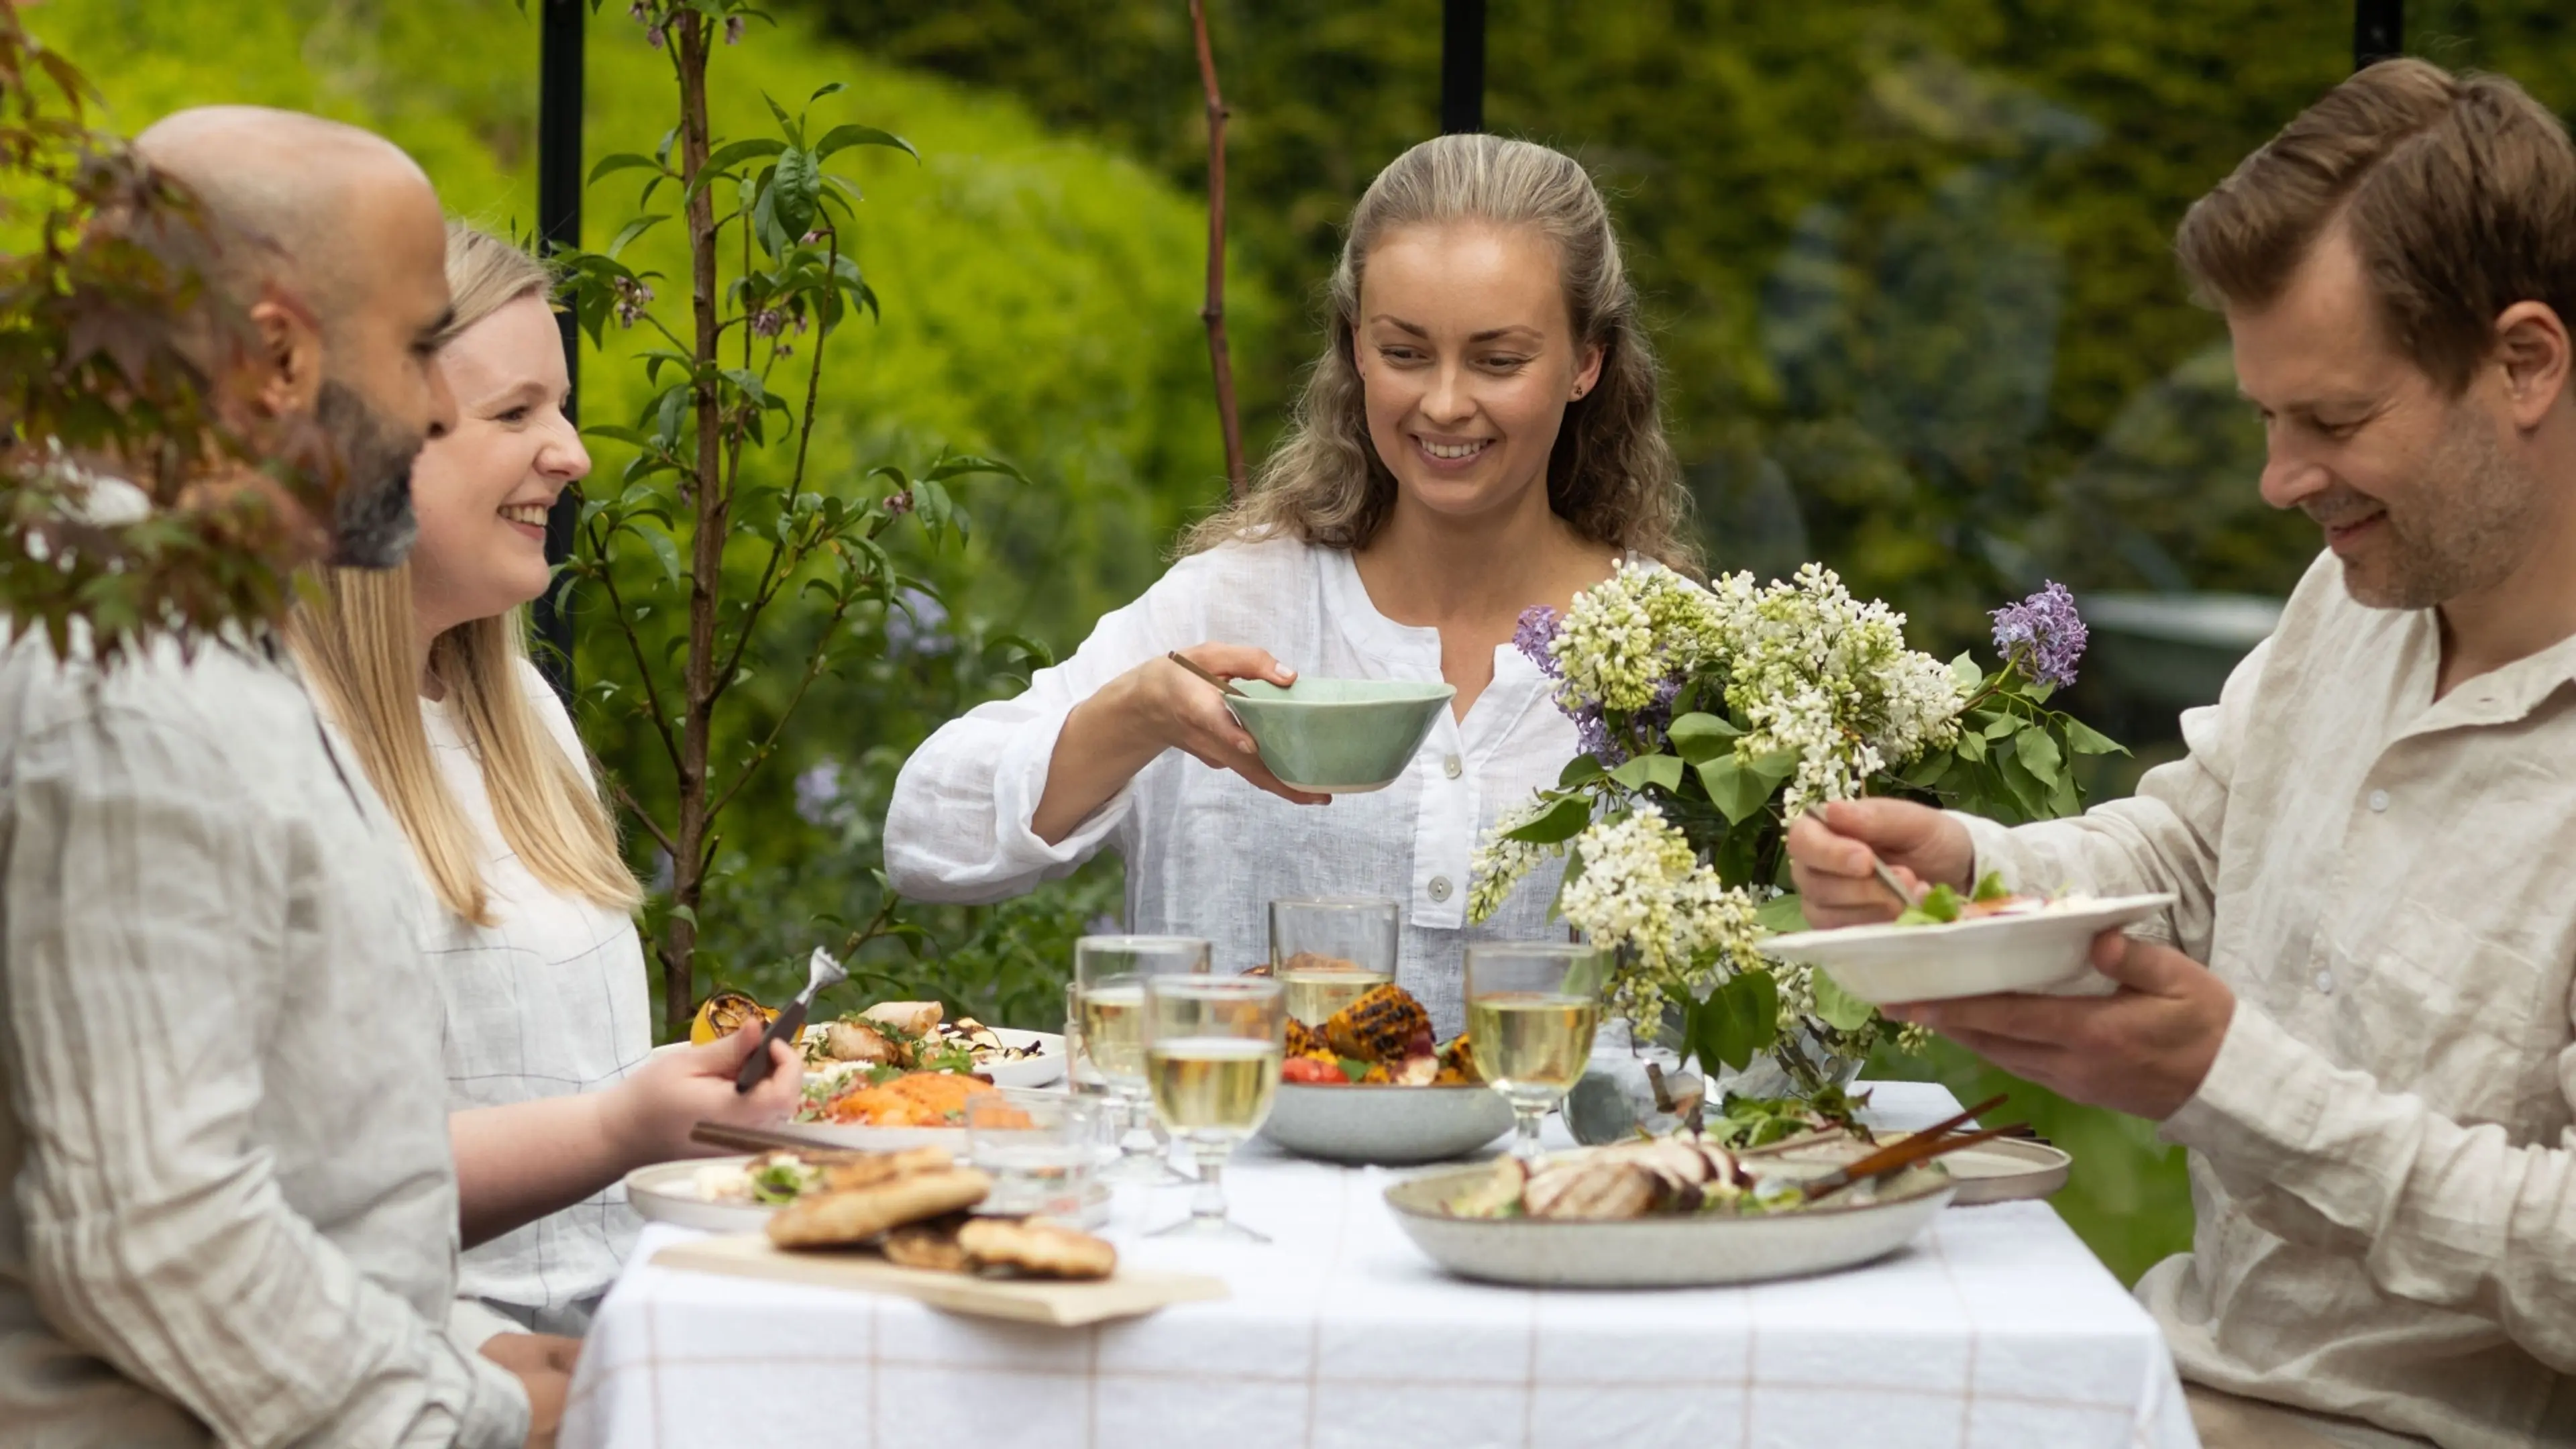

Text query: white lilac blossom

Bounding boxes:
[1712,565,1962,812]
[1550,806,1769,1028]
[1989,580,2089,691]
[1466,793,1568,924]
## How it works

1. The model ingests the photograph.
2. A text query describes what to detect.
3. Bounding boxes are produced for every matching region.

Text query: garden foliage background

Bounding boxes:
[43,0,2576,1283]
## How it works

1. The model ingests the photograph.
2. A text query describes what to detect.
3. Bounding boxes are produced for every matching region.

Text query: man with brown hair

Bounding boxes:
[1789,59,2576,1448]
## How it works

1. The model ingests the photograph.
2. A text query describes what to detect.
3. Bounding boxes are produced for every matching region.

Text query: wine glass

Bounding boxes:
[1143,973,1285,1241]
[1268,896,1399,1027]
[1072,934,1209,1185]
[1464,941,1607,1161]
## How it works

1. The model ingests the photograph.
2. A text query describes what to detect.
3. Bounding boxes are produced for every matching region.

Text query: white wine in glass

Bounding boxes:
[1076,981,1146,1081]
[1269,896,1400,1028]
[1144,974,1285,1242]
[1147,1037,1281,1134]
[1465,942,1607,1160]
[1073,935,1209,1185]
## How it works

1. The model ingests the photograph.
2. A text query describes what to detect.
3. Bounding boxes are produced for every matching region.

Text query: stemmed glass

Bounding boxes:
[1269,896,1399,1028]
[1465,941,1606,1161]
[1072,934,1209,1185]
[1143,973,1286,1241]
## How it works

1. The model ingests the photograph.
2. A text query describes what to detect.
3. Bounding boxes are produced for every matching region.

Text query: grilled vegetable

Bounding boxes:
[1322,983,1431,1062]
[690,990,776,1045]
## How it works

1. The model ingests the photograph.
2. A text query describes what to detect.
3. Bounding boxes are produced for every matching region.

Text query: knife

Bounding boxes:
[735,946,847,1093]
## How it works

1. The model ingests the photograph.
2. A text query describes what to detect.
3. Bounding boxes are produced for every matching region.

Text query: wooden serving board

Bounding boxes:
[651,1234,1228,1326]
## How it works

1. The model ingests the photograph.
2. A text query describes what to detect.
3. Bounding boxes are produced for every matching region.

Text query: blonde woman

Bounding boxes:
[292,225,800,1343]
[887,135,1698,1031]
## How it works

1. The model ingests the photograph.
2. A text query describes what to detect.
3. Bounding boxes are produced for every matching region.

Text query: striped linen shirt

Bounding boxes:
[1962,551,2576,1448]
[0,626,527,1448]
[405,659,650,1342]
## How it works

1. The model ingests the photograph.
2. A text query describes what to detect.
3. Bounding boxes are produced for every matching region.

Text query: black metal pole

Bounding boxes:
[1440,0,1485,135]
[2355,0,2403,70]
[533,0,584,702]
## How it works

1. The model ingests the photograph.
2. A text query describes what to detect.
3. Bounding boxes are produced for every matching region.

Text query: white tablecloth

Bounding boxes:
[561,1082,2196,1448]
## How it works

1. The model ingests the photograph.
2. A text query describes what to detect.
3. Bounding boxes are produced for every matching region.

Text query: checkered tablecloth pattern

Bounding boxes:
[561,1083,2196,1449]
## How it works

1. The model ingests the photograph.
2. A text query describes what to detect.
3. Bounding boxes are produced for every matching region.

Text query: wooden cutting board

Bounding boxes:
[651,1234,1228,1326]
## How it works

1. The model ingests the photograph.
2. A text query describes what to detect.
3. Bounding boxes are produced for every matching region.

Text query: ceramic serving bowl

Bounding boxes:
[1383,1162,1955,1287]
[1757,893,2176,1004]
[1259,1083,1515,1165]
[1224,679,1456,794]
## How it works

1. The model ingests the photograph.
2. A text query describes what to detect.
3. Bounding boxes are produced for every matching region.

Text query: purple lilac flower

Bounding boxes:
[1990,580,2089,690]
[883,586,953,659]
[1513,604,1562,678]
[794,761,845,826]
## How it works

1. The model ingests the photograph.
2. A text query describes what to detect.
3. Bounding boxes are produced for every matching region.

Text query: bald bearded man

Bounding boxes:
[0,109,558,1447]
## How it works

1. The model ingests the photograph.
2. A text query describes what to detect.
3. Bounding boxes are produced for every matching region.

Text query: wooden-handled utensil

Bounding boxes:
[1791,1092,2011,1202]
[735,946,845,1093]
[690,1120,877,1161]
[1165,650,1248,698]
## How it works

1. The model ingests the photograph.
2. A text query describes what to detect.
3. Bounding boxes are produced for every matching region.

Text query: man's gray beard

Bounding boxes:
[315,378,422,570]
[2339,408,2544,610]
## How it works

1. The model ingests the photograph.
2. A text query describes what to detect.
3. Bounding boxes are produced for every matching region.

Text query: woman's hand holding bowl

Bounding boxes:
[1037,643,1329,842]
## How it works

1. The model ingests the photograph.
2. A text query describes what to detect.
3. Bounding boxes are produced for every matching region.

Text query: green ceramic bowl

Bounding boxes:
[1224,678,1457,794]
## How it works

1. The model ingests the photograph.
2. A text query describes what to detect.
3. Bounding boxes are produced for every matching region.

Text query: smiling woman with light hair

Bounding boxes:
[888,134,1698,1030]
[289,223,800,1344]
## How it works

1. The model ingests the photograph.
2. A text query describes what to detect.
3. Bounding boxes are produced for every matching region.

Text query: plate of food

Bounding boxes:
[800,1000,1065,1090]
[1747,1122,2072,1208]
[1384,1136,1955,1287]
[651,1144,1226,1326]
[1258,983,1513,1166]
[1757,877,2176,1005]
[626,1152,828,1234]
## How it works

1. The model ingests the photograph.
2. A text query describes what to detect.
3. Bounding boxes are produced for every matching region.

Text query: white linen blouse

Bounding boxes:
[885,535,1585,1034]
[406,659,652,1342]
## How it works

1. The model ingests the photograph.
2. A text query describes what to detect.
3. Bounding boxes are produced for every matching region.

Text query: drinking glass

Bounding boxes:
[1073,934,1210,1185]
[1142,973,1285,1242]
[965,1087,1100,1223]
[1269,896,1399,1027]
[1465,941,1607,1161]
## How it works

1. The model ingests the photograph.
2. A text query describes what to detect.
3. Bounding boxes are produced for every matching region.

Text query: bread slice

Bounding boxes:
[957,1216,1117,1280]
[767,1168,992,1248]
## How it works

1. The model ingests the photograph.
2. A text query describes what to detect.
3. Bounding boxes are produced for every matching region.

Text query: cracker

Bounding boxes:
[818,1145,952,1193]
[879,1214,971,1273]
[767,1168,991,1248]
[957,1216,1117,1280]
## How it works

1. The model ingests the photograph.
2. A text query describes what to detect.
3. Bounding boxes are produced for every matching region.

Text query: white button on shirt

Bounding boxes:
[885,537,1584,1034]
[2368,789,2390,812]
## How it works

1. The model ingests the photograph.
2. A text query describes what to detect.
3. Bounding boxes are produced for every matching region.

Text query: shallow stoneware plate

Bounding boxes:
[1756,894,2176,1004]
[1224,678,1456,794]
[1762,1132,2073,1207]
[1259,1083,1515,1165]
[801,1029,1067,1091]
[1383,1163,1955,1288]
[625,1156,779,1234]
[627,1157,1114,1233]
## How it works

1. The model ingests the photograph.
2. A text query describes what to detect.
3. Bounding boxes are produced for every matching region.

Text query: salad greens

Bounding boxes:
[1894,871,2012,927]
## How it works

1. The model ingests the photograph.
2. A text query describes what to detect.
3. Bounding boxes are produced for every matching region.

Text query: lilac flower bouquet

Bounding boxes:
[1468,565,2125,1095]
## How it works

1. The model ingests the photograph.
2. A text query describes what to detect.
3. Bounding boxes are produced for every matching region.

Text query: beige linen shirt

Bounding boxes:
[1961,553,2576,1448]
[0,627,528,1447]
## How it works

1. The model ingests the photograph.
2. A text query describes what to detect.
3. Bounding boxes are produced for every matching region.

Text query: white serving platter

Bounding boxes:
[801,1028,1067,1091]
[1383,1163,1955,1288]
[1757,894,2176,1004]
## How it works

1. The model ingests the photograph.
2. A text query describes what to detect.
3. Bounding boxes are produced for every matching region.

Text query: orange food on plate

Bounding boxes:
[820,1071,1020,1128]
